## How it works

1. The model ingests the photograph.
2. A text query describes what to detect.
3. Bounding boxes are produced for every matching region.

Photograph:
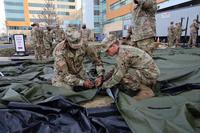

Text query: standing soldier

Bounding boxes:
[51,24,65,46]
[132,0,157,55]
[43,26,53,59]
[174,22,182,47]
[81,24,93,43]
[38,26,44,53]
[168,22,175,47]
[188,19,199,47]
[30,23,43,60]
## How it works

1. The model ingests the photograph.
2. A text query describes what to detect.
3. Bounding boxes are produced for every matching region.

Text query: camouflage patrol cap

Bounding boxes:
[66,30,82,49]
[101,34,117,52]
[31,22,39,27]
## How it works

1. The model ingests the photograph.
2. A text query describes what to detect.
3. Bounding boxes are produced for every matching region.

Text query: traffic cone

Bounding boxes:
[157,37,160,43]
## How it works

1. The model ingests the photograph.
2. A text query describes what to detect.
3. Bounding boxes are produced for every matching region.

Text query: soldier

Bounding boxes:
[30,23,43,60]
[174,22,182,47]
[101,40,160,100]
[121,26,136,46]
[51,24,65,46]
[168,22,175,47]
[188,19,199,47]
[81,24,93,43]
[43,26,53,59]
[132,0,157,55]
[52,30,104,90]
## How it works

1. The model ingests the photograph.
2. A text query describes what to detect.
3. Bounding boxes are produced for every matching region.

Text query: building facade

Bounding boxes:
[103,0,200,39]
[103,0,166,37]
[4,0,78,35]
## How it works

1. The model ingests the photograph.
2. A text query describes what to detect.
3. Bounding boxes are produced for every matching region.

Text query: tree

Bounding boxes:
[36,0,60,25]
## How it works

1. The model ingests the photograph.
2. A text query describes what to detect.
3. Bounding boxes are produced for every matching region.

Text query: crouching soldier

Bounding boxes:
[52,30,104,90]
[101,40,160,100]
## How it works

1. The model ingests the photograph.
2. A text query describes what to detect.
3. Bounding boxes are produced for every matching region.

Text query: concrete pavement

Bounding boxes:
[0,44,14,49]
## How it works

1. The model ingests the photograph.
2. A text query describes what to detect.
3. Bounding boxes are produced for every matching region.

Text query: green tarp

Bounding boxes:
[0,48,200,133]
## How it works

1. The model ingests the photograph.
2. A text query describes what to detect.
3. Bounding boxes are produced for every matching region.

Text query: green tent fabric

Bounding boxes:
[154,48,200,86]
[0,48,200,132]
[116,90,200,133]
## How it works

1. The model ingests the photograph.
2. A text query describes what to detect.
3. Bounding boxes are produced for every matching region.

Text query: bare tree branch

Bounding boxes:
[35,0,60,25]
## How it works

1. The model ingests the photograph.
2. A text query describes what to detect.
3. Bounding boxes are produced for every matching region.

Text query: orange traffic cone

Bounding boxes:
[157,37,160,43]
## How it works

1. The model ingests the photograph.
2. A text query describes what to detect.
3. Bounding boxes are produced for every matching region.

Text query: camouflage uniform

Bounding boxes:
[168,23,175,47]
[30,24,43,60]
[174,23,182,47]
[81,28,92,43]
[51,27,65,45]
[102,46,160,91]
[122,26,136,46]
[188,20,199,47]
[52,31,104,90]
[43,28,53,59]
[132,0,157,55]
[38,28,44,52]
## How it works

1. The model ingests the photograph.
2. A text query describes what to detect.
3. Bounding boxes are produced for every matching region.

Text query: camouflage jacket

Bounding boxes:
[102,46,160,88]
[43,30,53,47]
[31,29,41,47]
[52,40,104,86]
[51,28,65,43]
[174,25,182,36]
[168,25,174,36]
[190,22,199,33]
[132,0,157,42]
[81,29,91,42]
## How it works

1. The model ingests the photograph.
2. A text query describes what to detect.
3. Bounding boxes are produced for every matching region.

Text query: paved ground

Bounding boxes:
[0,44,14,49]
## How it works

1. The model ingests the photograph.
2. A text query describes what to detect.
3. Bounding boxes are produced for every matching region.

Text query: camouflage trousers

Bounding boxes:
[121,61,160,91]
[34,46,43,60]
[168,35,175,47]
[188,33,197,47]
[44,43,52,59]
[135,38,156,56]
[175,35,181,47]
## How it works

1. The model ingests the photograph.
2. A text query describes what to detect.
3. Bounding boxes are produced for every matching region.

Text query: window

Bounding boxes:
[94,22,100,27]
[57,11,69,15]
[57,5,69,9]
[110,0,132,11]
[5,9,24,13]
[94,0,100,5]
[29,3,45,7]
[6,18,25,21]
[4,1,23,6]
[94,10,100,15]
[69,5,75,9]
[8,26,28,30]
[57,0,75,2]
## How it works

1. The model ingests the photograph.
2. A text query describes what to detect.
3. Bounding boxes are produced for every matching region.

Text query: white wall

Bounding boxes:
[82,0,94,29]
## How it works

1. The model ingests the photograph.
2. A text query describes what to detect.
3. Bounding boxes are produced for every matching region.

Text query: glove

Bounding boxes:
[95,76,103,87]
[83,79,94,89]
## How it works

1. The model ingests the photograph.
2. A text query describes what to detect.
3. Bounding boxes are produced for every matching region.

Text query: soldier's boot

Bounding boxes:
[79,95,113,108]
[133,84,155,101]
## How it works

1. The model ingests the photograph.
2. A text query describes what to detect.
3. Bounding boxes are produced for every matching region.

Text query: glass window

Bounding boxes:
[69,6,75,9]
[94,10,100,15]
[94,0,100,5]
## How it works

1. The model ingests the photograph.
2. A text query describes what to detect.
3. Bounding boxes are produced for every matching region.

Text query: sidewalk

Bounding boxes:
[0,55,35,62]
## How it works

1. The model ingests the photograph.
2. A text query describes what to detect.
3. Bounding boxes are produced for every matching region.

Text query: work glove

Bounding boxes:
[83,79,94,89]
